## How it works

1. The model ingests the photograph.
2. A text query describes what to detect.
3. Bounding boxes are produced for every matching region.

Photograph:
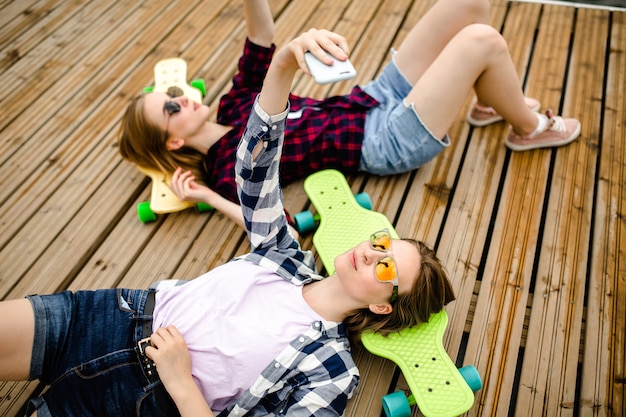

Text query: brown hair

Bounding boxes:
[117,94,205,181]
[343,239,455,342]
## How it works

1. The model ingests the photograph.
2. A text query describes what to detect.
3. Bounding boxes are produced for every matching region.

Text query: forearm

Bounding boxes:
[168,168,247,230]
[258,53,296,115]
[170,384,215,417]
[243,0,274,47]
[204,192,246,230]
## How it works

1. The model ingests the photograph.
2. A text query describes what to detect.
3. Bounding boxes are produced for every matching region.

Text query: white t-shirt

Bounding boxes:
[152,260,323,411]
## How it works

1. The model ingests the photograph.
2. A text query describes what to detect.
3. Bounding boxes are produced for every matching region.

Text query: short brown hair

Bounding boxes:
[343,239,455,342]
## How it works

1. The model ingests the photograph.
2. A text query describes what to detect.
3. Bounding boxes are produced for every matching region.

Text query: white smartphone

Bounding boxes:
[304,51,357,84]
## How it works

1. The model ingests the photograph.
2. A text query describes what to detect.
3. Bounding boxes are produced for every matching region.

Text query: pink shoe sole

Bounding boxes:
[467,97,541,126]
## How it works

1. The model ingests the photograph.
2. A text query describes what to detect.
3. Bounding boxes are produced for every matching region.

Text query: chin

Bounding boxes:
[333,252,350,277]
[332,257,342,276]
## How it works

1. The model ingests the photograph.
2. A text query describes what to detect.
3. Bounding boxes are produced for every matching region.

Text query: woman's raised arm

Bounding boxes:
[243,0,275,47]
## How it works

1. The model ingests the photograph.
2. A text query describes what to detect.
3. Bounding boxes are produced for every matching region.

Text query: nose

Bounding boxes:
[174,96,187,106]
[363,246,382,265]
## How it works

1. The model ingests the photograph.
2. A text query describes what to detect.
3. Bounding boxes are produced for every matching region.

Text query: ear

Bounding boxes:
[368,303,393,315]
[165,137,185,151]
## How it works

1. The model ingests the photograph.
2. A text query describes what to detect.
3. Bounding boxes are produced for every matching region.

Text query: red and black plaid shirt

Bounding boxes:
[204,39,379,203]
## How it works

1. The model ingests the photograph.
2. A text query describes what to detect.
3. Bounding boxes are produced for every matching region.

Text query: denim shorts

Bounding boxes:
[359,50,450,175]
[25,289,172,417]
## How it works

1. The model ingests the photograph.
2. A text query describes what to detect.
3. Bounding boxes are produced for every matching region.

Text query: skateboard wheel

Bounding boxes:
[191,79,206,96]
[196,202,213,213]
[137,201,157,223]
[355,192,372,210]
[294,210,316,233]
[459,365,482,392]
[381,391,411,417]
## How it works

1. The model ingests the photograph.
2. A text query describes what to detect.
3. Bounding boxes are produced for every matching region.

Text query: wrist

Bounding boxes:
[167,378,215,417]
[166,376,200,403]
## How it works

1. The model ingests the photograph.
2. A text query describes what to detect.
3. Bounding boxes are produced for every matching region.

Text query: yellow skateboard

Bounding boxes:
[136,58,210,223]
[296,169,481,416]
[143,57,205,102]
[135,166,212,223]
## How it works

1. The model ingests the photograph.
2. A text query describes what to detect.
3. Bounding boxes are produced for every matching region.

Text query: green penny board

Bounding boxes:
[362,310,476,417]
[303,169,398,274]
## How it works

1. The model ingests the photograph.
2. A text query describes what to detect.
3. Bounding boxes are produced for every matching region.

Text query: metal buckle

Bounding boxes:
[138,337,151,355]
[137,337,158,382]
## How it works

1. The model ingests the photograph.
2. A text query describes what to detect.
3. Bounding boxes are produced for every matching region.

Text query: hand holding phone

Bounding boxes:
[304,51,357,84]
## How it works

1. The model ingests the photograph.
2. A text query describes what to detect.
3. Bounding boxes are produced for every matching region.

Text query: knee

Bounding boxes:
[457,24,509,56]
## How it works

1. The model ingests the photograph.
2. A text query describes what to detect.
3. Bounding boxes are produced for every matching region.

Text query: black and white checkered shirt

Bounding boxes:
[215,97,360,417]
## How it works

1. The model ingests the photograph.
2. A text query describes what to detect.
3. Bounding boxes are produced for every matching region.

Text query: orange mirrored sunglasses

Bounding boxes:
[370,229,398,303]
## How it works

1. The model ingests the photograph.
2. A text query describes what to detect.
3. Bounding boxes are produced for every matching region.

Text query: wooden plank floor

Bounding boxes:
[0,0,624,416]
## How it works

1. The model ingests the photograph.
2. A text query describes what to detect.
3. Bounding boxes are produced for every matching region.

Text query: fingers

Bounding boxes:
[170,167,198,200]
[305,29,349,63]
[172,167,195,186]
[144,325,193,393]
[289,28,350,73]
[143,326,197,403]
[152,325,185,346]
[145,325,186,359]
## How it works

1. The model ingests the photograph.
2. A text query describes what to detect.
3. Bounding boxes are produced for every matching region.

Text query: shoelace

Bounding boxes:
[545,109,567,133]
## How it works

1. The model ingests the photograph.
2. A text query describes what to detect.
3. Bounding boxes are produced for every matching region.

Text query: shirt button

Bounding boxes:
[314,322,320,328]
[274,362,280,368]
[299,337,305,342]
[261,126,268,132]
[271,125,277,130]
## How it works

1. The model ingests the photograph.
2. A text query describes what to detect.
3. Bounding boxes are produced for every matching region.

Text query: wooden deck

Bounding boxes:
[0,0,624,416]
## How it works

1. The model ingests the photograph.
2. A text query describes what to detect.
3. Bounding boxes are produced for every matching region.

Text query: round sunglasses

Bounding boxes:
[370,229,399,303]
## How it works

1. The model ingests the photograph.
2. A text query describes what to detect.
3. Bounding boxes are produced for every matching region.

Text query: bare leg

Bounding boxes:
[0,299,35,380]
[404,24,538,139]
[393,0,490,84]
[388,0,537,139]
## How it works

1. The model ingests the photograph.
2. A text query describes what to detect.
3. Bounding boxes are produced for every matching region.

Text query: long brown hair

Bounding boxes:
[117,94,205,181]
[343,239,455,342]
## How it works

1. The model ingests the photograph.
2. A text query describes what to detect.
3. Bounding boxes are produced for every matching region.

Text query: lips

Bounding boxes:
[351,251,357,270]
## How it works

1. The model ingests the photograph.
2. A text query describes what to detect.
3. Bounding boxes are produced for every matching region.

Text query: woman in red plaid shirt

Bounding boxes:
[119,0,580,230]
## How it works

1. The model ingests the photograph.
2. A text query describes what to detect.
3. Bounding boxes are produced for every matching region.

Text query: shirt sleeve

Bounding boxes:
[235,96,299,252]
[231,38,276,93]
[279,350,359,417]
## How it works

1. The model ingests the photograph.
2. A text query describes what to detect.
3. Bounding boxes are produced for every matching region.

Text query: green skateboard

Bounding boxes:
[294,169,398,274]
[135,58,211,223]
[296,169,481,416]
[362,310,482,417]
